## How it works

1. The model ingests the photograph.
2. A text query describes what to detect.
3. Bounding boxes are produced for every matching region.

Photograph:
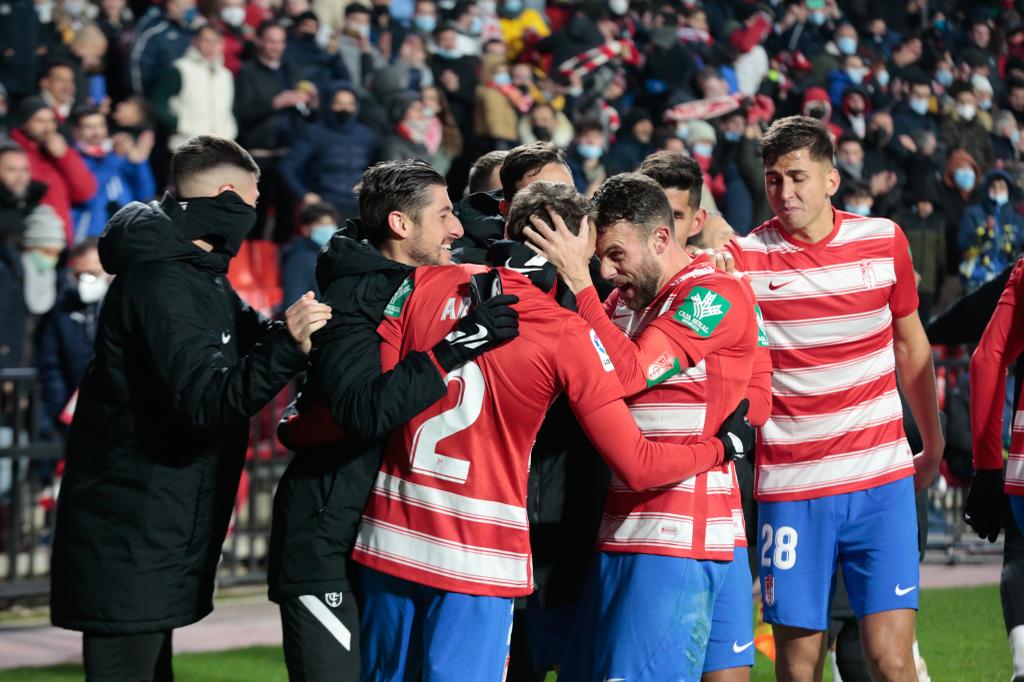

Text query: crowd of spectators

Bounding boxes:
[2,0,1024,440]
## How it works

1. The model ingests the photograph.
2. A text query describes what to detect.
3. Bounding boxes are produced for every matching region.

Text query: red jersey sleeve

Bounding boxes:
[554,316,624,416]
[890,224,920,319]
[971,259,1024,470]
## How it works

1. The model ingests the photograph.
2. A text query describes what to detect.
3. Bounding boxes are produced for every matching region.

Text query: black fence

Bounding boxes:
[0,353,1004,608]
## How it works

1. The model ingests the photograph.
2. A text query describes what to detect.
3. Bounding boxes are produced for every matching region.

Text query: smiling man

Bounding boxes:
[724,116,944,682]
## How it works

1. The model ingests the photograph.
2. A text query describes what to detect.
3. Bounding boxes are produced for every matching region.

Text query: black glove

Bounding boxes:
[433,271,519,373]
[964,468,1008,543]
[715,399,754,463]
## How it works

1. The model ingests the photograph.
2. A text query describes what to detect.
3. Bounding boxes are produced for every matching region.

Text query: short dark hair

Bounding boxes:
[70,237,99,259]
[39,59,75,81]
[468,150,508,195]
[70,105,103,127]
[344,2,370,16]
[300,202,339,226]
[841,181,871,201]
[257,19,285,37]
[592,173,674,236]
[575,118,604,136]
[760,115,835,167]
[836,134,863,150]
[354,160,447,246]
[500,142,568,202]
[638,151,703,211]
[195,23,222,39]
[505,181,593,241]
[170,135,260,193]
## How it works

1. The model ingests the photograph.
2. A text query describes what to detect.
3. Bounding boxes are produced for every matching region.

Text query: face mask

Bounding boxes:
[979,98,993,111]
[806,106,828,120]
[692,141,714,157]
[502,0,523,15]
[846,68,865,84]
[578,143,603,159]
[723,130,743,143]
[953,167,975,191]
[27,250,59,272]
[183,6,198,26]
[421,106,435,118]
[413,14,437,33]
[330,109,352,126]
[909,98,929,116]
[1012,130,1021,145]
[675,123,690,140]
[876,70,890,86]
[991,192,1009,206]
[469,16,483,34]
[221,6,246,27]
[64,0,84,14]
[837,36,858,55]
[810,10,826,26]
[845,203,870,216]
[353,23,371,39]
[310,225,336,247]
[957,103,977,121]
[178,190,258,257]
[77,273,109,304]
[532,125,552,141]
[478,0,496,15]
[493,72,512,86]
[436,47,460,60]
[936,70,953,87]
[934,18,946,31]
[609,0,630,15]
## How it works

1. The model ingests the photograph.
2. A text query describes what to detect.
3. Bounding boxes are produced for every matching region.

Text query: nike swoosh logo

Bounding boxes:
[733,641,754,653]
[767,280,795,291]
[450,324,489,350]
[505,254,549,273]
[895,584,917,596]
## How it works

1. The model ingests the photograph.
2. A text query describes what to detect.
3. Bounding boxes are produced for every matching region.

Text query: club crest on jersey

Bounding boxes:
[646,351,681,387]
[590,329,615,372]
[860,260,877,288]
[324,592,343,608]
[674,286,731,337]
[384,276,414,318]
[764,575,775,607]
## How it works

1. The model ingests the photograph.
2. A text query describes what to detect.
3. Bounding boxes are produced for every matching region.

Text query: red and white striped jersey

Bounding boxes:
[574,256,761,560]
[351,265,623,597]
[726,210,919,502]
[970,256,1024,495]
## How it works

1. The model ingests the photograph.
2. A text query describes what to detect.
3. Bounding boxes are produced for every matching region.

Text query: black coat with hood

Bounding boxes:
[267,224,448,601]
[50,193,308,634]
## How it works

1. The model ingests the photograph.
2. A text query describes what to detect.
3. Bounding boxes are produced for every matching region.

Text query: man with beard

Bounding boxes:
[49,135,331,681]
[525,173,763,680]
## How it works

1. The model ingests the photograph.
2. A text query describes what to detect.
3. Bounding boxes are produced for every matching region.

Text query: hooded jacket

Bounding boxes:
[267,226,448,600]
[958,169,1024,291]
[941,149,983,276]
[279,82,376,216]
[50,195,307,634]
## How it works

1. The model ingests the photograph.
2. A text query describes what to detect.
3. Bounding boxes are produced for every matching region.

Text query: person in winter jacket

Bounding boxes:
[10,97,97,245]
[280,201,337,306]
[49,136,332,681]
[959,169,1024,292]
[70,107,156,240]
[268,160,519,680]
[941,148,982,278]
[895,179,946,321]
[940,81,995,174]
[279,82,374,218]
[129,0,197,97]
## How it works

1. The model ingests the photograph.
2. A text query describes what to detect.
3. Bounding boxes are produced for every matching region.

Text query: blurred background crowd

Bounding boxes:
[1,0,1023,442]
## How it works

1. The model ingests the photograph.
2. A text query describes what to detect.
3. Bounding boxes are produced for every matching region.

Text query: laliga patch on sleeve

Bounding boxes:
[646,351,681,387]
[674,286,731,337]
[589,329,615,372]
[755,304,769,347]
[384,275,414,318]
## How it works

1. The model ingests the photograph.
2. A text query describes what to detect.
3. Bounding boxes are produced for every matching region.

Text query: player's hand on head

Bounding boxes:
[715,399,753,463]
[433,294,520,373]
[963,468,1007,543]
[687,246,736,274]
[523,208,593,293]
[285,291,333,354]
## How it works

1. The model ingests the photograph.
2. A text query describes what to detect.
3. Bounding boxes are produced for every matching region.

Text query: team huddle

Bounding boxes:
[48,115,945,682]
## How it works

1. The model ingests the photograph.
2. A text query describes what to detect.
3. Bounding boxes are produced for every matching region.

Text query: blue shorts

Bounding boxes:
[703,546,755,673]
[523,595,575,669]
[1012,495,1024,536]
[758,477,919,631]
[560,552,730,681]
[359,568,514,681]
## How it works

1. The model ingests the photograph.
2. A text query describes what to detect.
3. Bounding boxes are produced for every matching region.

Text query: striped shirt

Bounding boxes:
[573,256,762,559]
[727,211,919,501]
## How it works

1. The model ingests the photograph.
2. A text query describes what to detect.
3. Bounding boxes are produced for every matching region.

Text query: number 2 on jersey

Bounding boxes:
[761,523,798,570]
[409,361,485,483]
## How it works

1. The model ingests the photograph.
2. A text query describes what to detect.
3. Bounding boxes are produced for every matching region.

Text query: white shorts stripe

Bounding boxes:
[298,595,352,651]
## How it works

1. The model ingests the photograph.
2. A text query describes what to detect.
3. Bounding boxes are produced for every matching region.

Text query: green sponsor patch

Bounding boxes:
[646,354,681,387]
[384,275,414,318]
[673,286,731,337]
[755,304,769,347]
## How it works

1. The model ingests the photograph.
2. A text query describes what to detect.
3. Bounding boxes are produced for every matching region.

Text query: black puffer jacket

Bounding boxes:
[267,227,448,601]
[50,195,307,634]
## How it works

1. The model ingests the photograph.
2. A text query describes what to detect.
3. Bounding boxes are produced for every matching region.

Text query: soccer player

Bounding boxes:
[638,151,769,681]
[352,181,753,679]
[524,173,765,680]
[967,254,1024,537]
[725,116,944,682]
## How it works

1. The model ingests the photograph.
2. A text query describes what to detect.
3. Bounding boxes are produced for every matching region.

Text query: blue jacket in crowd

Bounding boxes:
[280,237,320,309]
[72,150,156,240]
[958,169,1024,291]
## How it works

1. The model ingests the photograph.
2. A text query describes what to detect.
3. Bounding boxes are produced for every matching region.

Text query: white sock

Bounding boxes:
[830,649,843,682]
[1009,625,1024,678]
